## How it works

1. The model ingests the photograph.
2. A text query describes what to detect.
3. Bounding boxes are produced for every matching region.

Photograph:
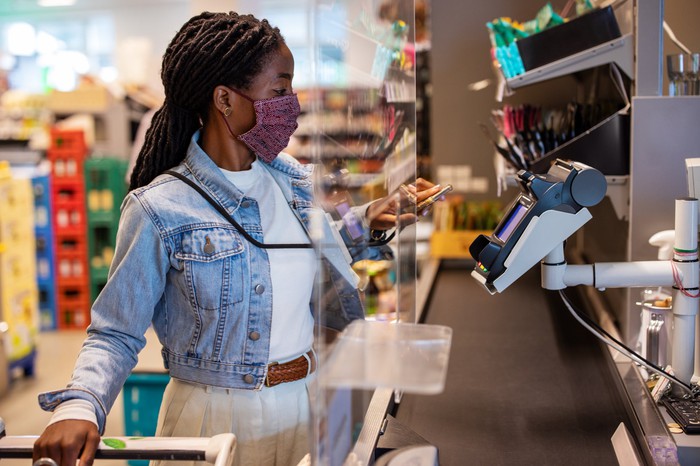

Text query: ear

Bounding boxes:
[213,85,234,114]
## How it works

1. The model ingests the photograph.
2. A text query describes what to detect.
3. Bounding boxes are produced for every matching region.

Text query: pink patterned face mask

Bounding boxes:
[222,87,301,163]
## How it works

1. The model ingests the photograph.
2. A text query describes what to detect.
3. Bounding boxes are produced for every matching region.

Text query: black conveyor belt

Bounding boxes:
[395,262,634,465]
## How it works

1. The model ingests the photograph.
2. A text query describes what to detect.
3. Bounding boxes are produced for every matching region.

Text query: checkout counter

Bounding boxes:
[394,260,633,465]
[367,160,700,465]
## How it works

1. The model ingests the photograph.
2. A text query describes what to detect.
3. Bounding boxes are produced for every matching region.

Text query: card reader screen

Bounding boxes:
[495,202,528,242]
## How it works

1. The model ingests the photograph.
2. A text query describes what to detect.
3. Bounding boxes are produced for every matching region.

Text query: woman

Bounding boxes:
[33,11,441,466]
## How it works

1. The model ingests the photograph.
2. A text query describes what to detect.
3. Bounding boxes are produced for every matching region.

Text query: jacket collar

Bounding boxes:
[181,130,312,210]
[180,130,358,287]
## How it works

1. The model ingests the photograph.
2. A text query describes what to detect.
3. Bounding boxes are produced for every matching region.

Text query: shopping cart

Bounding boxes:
[0,418,236,466]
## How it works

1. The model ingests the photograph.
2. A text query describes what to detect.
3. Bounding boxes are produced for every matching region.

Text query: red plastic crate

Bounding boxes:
[47,146,88,161]
[55,255,89,282]
[49,157,86,183]
[56,299,90,329]
[55,232,88,252]
[52,189,87,237]
[50,129,87,154]
[54,201,85,223]
[54,231,90,288]
[52,189,85,205]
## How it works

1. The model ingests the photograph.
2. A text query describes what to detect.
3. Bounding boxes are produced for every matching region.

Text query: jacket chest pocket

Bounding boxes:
[174,228,246,310]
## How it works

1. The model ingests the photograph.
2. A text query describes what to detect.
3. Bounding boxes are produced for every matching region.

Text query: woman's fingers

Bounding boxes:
[414,177,436,190]
[33,421,100,466]
[79,427,101,466]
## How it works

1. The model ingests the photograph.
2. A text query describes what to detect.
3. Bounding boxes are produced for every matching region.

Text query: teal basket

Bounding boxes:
[122,372,170,466]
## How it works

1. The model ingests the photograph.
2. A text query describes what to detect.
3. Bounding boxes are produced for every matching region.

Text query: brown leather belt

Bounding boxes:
[265,350,316,387]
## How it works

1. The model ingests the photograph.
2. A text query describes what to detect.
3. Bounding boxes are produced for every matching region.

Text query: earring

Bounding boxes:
[223,107,232,117]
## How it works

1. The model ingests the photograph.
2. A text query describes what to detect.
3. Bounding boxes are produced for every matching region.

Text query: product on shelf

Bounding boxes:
[430,198,502,259]
[487,4,621,79]
[0,161,39,377]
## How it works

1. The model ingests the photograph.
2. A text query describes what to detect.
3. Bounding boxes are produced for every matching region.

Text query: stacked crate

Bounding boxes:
[48,129,91,329]
[32,167,57,330]
[85,158,128,302]
[0,162,39,376]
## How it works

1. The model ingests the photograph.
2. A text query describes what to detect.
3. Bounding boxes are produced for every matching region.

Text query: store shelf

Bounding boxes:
[507,33,634,89]
[345,173,383,188]
[0,149,43,165]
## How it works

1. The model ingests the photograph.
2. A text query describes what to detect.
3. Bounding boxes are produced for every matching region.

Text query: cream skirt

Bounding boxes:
[151,375,312,466]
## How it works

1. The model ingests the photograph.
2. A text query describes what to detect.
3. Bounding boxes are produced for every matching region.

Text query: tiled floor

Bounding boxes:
[0,330,132,466]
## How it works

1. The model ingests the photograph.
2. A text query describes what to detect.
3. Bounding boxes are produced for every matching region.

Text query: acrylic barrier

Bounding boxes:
[320,320,452,395]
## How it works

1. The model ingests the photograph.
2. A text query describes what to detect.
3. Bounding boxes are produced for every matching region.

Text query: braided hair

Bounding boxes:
[129,12,285,190]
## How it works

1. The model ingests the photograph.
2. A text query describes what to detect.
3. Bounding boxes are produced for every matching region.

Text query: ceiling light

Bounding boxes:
[7,22,36,56]
[38,0,77,7]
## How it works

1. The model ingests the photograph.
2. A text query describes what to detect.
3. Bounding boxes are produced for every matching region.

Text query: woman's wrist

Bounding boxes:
[47,399,98,428]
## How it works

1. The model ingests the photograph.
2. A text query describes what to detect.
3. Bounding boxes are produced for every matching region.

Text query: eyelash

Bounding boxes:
[274,89,287,95]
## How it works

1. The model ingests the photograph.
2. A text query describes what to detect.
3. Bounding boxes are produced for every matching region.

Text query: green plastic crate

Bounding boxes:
[84,158,128,302]
[122,372,170,466]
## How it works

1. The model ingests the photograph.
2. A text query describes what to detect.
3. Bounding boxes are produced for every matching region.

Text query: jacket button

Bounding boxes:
[249,331,260,341]
[203,236,215,255]
[243,374,254,384]
[241,200,251,208]
[254,284,265,294]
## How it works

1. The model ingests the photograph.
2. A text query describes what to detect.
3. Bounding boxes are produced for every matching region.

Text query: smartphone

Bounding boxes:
[399,184,417,204]
[334,198,365,242]
[327,189,365,243]
[416,184,453,216]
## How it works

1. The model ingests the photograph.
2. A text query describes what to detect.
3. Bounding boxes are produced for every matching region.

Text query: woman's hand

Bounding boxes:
[366,178,444,231]
[33,420,101,466]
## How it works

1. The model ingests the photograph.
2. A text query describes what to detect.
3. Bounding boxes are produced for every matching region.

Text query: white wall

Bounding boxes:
[111,3,189,91]
[190,0,238,15]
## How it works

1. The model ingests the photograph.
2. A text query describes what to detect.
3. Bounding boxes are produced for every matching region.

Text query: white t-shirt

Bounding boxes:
[221,159,316,362]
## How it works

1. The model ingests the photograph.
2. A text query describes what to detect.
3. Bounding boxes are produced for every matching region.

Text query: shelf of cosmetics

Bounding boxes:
[0,92,52,142]
[292,86,413,161]
[482,99,629,176]
[296,83,413,111]
[487,5,633,87]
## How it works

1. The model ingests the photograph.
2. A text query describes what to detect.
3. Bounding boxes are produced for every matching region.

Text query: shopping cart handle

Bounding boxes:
[0,434,236,466]
[206,434,236,466]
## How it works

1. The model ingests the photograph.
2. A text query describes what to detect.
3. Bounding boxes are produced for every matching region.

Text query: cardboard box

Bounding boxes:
[47,86,111,113]
[430,230,491,259]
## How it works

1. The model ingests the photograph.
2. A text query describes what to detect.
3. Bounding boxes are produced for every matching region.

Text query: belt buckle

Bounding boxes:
[265,361,279,387]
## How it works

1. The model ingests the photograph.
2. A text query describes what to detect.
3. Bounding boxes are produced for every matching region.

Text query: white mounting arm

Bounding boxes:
[541,198,700,388]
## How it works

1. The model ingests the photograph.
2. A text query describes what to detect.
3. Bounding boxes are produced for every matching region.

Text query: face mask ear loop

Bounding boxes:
[228,86,255,102]
[220,110,239,138]
[220,86,255,139]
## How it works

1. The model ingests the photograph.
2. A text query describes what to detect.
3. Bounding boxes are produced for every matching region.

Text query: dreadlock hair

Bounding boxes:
[129,11,285,191]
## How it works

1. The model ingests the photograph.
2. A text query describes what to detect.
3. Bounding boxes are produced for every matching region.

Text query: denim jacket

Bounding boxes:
[39,132,391,433]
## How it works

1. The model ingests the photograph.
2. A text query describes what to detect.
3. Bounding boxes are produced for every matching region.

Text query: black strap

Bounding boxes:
[368,228,397,246]
[164,170,313,249]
